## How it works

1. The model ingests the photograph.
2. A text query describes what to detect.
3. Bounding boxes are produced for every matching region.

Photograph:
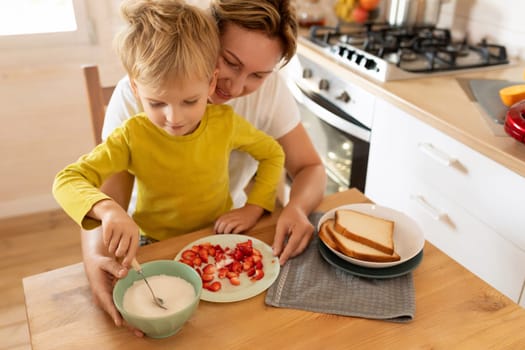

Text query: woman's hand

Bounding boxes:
[81,226,144,337]
[214,204,264,234]
[272,204,314,265]
[273,123,327,265]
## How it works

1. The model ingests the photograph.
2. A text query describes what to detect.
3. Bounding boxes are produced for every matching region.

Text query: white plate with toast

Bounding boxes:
[317,203,425,268]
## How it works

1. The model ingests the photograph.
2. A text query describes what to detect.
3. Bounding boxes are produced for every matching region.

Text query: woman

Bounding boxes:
[82,0,326,335]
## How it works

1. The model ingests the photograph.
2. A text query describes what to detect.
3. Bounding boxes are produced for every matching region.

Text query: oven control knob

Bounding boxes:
[302,68,313,79]
[364,59,377,70]
[336,91,351,103]
[318,79,330,91]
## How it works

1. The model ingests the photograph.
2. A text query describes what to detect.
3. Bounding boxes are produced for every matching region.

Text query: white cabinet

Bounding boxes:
[365,98,525,304]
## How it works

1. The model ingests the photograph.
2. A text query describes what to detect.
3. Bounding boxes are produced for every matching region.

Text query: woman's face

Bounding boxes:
[210,22,284,104]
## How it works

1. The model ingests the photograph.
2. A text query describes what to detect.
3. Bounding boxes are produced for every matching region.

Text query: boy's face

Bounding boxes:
[132,71,218,136]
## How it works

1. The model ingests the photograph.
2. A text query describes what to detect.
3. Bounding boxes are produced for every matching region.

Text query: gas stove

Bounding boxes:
[301,22,510,82]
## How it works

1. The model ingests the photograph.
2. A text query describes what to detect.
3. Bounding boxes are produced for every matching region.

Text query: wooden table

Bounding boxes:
[23,189,525,349]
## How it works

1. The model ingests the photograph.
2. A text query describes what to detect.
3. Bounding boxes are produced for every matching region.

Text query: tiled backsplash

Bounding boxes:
[439,0,525,60]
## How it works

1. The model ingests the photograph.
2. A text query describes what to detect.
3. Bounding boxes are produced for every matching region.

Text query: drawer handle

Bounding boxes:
[418,142,456,166]
[411,194,446,221]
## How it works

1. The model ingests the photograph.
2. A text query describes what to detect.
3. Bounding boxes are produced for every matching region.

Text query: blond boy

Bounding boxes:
[53,0,284,265]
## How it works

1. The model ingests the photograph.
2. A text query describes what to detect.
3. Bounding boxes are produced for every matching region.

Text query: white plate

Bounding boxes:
[174,234,280,303]
[317,203,425,268]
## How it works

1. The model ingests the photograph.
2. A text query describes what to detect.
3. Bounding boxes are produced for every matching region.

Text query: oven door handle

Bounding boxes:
[292,83,371,143]
[296,84,371,131]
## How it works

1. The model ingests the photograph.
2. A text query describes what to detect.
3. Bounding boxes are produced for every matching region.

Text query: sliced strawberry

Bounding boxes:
[203,263,216,275]
[201,273,214,282]
[237,240,253,256]
[229,261,242,274]
[198,248,209,262]
[226,271,239,279]
[217,267,228,279]
[229,276,241,286]
[251,269,264,281]
[207,281,222,292]
[243,259,253,271]
[231,248,244,261]
[255,261,263,270]
[215,251,225,262]
[191,245,200,252]
[179,258,193,267]
[208,246,216,256]
[192,256,202,267]
[252,254,262,263]
[181,250,197,260]
[246,266,256,277]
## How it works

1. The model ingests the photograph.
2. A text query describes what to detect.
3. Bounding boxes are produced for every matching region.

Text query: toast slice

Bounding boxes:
[334,209,395,255]
[318,220,339,251]
[322,219,400,263]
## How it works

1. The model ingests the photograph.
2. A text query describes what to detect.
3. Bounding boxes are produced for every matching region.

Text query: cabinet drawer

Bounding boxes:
[372,99,525,251]
[383,181,525,302]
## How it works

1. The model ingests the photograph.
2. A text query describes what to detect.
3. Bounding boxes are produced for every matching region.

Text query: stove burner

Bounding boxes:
[339,33,366,46]
[443,43,470,57]
[305,23,509,78]
[399,49,418,62]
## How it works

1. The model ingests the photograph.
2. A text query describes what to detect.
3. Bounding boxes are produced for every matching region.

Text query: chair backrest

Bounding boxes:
[82,65,115,145]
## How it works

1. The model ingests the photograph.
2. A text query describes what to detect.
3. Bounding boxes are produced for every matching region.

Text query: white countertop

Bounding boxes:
[297,43,525,178]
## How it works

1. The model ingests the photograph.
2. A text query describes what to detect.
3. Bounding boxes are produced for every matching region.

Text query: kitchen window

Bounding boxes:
[0,0,91,49]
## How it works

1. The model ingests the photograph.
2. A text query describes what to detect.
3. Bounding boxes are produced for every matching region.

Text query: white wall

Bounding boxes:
[440,0,525,60]
[0,1,125,219]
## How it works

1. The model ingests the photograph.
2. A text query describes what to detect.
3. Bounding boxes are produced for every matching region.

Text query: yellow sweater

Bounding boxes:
[53,104,284,240]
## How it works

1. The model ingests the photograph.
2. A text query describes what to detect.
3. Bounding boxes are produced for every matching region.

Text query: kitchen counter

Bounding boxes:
[297,43,525,177]
[23,189,525,349]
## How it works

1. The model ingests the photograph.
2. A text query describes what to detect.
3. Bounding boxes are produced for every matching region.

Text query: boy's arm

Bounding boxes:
[213,114,284,234]
[232,115,285,212]
[53,130,139,263]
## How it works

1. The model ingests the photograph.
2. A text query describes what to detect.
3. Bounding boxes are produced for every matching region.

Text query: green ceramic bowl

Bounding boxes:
[113,260,202,338]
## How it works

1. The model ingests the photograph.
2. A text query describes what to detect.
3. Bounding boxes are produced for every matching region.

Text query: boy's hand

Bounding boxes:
[93,199,140,267]
[214,204,264,234]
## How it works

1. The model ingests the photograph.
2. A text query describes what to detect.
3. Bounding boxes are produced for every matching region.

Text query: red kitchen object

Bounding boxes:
[504,100,525,143]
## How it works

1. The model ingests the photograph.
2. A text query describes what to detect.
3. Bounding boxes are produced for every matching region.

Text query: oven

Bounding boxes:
[281,53,374,196]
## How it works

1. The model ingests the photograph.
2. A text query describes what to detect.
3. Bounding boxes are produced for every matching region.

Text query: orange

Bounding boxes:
[352,5,369,23]
[499,85,525,107]
[359,0,380,11]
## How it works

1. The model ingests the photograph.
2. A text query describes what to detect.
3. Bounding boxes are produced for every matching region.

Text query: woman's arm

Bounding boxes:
[80,171,144,336]
[272,123,327,265]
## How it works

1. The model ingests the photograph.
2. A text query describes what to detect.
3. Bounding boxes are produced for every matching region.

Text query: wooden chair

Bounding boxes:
[82,65,115,145]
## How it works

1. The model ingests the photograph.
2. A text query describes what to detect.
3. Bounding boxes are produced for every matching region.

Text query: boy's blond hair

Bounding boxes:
[210,0,297,67]
[116,0,220,89]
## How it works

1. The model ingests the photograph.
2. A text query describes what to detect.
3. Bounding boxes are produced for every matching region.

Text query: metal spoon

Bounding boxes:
[131,258,167,310]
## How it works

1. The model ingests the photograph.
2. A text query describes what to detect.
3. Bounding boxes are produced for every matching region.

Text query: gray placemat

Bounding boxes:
[265,212,415,322]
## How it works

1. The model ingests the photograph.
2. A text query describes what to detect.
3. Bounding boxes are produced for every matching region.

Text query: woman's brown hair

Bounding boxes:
[210,0,298,67]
